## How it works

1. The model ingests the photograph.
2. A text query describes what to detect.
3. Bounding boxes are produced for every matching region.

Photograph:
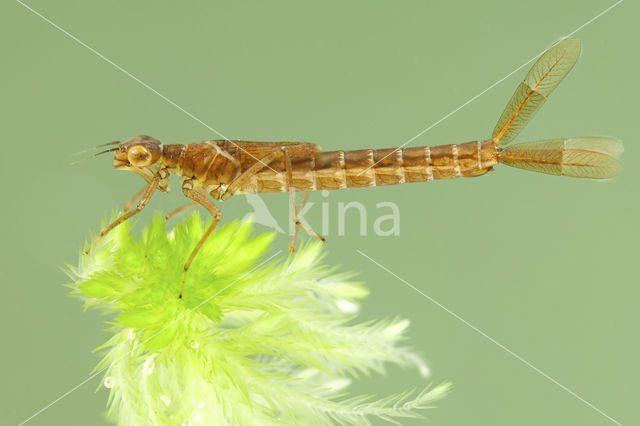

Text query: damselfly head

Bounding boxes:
[114,135,162,169]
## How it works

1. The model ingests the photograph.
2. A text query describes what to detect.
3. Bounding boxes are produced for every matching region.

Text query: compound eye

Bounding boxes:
[127,145,153,167]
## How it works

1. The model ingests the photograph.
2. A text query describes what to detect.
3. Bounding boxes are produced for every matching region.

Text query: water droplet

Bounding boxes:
[192,399,205,409]
[190,340,199,350]
[142,357,155,375]
[103,376,114,388]
[127,328,136,340]
[191,411,203,423]
[160,395,171,406]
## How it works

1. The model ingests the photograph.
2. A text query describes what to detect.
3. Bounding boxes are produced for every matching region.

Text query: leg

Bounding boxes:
[122,185,146,212]
[220,146,325,252]
[165,188,208,220]
[289,191,324,250]
[288,190,325,253]
[279,147,324,252]
[86,169,167,255]
[165,202,199,220]
[288,191,304,252]
[179,179,222,299]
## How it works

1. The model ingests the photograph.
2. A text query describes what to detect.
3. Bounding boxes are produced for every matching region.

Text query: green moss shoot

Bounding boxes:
[66,213,449,425]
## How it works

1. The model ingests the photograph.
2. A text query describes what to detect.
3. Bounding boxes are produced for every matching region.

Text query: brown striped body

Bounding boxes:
[155,139,498,198]
[238,140,498,194]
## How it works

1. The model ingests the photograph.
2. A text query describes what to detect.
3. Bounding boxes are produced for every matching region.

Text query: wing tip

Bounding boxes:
[554,37,582,55]
[566,136,624,159]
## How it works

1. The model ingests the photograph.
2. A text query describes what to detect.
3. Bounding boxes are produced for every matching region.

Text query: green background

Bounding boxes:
[1,1,637,424]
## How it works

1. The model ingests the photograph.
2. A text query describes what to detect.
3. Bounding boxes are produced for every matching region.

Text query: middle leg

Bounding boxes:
[178,179,221,299]
[165,188,209,220]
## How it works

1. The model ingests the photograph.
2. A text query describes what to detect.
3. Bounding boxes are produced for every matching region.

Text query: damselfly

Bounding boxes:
[79,38,622,298]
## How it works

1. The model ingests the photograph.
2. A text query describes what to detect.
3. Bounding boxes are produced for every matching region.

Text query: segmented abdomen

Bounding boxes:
[246,140,498,193]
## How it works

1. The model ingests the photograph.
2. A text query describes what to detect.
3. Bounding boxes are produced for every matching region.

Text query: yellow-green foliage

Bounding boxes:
[67,213,449,425]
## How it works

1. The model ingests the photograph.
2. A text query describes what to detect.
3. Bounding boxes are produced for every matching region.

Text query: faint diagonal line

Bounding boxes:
[18,250,283,425]
[357,0,624,176]
[566,0,624,37]
[356,250,622,426]
[15,0,280,175]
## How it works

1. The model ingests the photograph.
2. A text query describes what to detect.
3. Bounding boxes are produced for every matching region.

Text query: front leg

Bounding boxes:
[122,185,146,212]
[86,169,168,254]
[179,179,222,299]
